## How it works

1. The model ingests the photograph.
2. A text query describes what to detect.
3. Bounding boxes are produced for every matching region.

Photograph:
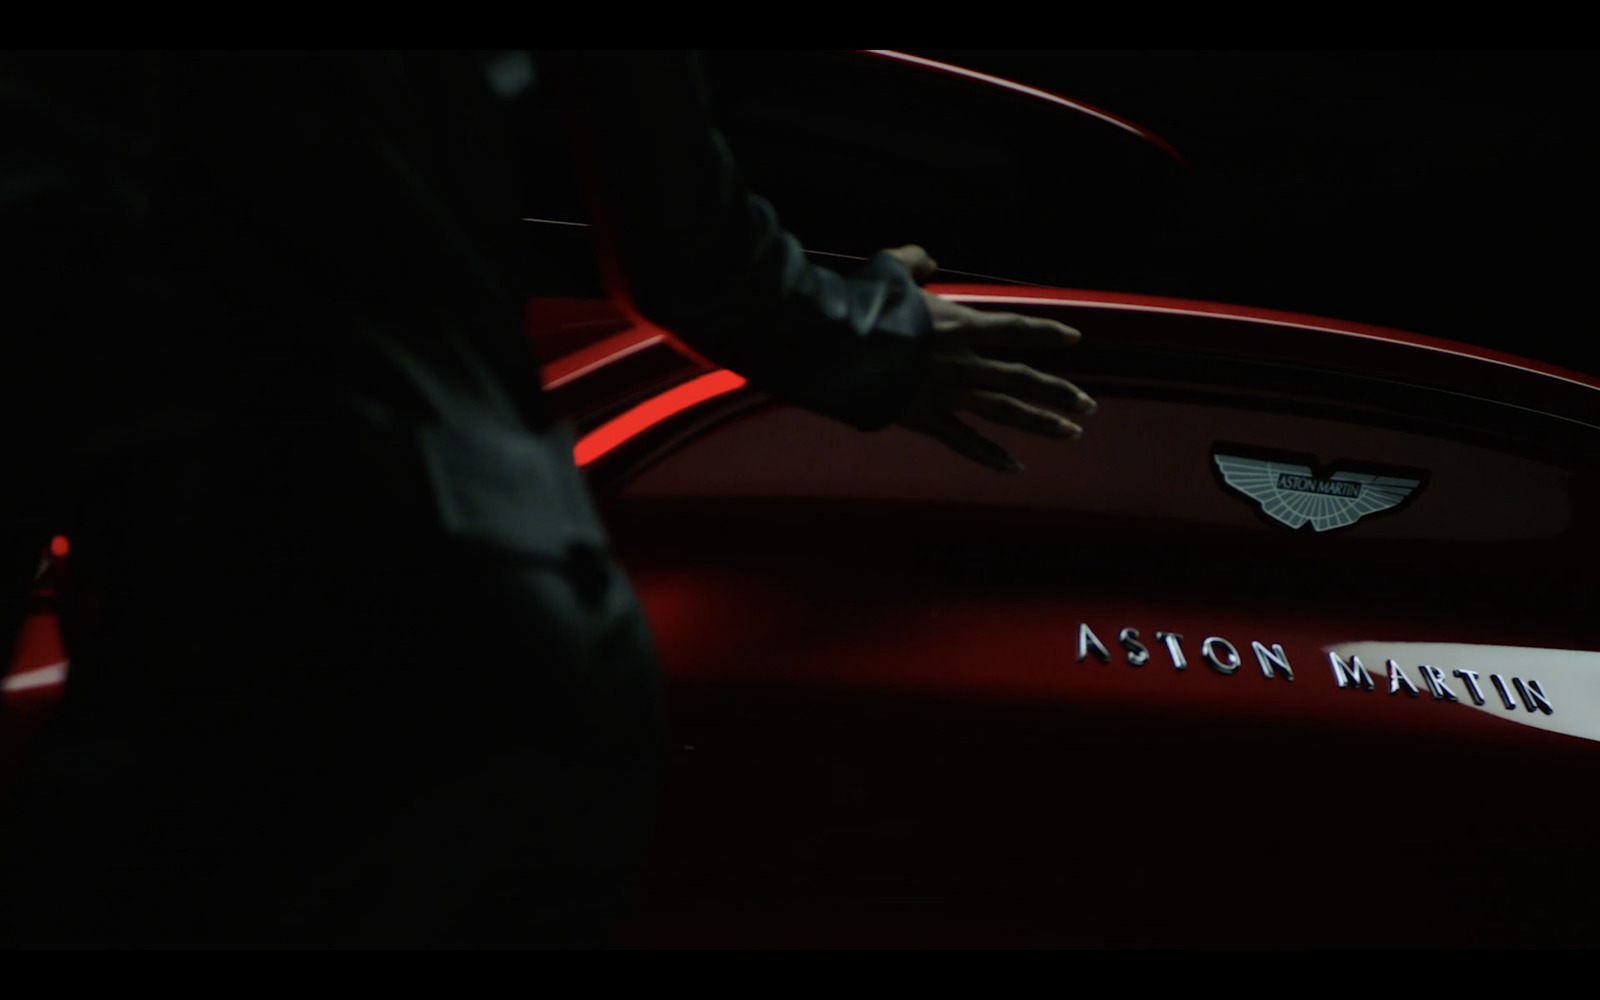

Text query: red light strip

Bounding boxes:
[572,370,747,467]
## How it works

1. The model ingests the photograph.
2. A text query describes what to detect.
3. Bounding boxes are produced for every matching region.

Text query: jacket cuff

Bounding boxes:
[794,251,933,431]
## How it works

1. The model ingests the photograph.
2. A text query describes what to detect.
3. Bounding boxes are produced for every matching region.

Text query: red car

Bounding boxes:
[6,51,1599,948]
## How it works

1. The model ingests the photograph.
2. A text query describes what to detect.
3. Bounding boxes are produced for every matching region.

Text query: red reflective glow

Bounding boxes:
[862,50,1187,167]
[540,328,664,390]
[2,659,67,694]
[573,370,747,467]
[931,284,1600,396]
[49,536,68,559]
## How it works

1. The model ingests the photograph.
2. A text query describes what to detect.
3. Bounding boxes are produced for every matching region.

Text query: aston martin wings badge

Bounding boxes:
[1211,444,1426,532]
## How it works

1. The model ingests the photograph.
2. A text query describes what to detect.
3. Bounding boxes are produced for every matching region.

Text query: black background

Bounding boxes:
[903,51,1598,378]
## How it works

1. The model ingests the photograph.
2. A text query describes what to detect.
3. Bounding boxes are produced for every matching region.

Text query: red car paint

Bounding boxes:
[7,52,1599,947]
[586,291,1600,946]
[9,286,1599,948]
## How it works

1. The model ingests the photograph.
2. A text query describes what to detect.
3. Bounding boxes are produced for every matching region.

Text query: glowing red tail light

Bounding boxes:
[573,370,747,467]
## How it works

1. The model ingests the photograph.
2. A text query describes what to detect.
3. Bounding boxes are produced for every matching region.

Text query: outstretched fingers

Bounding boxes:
[905,294,1097,473]
[963,308,1082,349]
[953,355,1096,415]
[957,390,1084,439]
[908,409,1023,473]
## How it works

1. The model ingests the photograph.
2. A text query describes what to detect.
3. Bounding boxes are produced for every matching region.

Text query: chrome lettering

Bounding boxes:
[1275,473,1362,498]
[1417,665,1459,703]
[1522,678,1554,715]
[1250,641,1294,681]
[1201,637,1240,676]
[1490,674,1519,710]
[1513,678,1554,716]
[1387,660,1420,698]
[1118,628,1150,667]
[1154,631,1186,671]
[1513,678,1535,712]
[1452,669,1487,706]
[1329,652,1375,690]
[1077,623,1111,664]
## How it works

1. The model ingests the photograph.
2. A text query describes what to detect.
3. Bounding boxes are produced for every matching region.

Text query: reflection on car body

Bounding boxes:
[6,50,1600,948]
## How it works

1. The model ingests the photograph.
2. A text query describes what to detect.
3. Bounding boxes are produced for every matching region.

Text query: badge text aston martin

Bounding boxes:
[1074,622,1555,715]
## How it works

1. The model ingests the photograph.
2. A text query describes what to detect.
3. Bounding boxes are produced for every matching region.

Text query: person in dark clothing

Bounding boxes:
[0,51,1092,948]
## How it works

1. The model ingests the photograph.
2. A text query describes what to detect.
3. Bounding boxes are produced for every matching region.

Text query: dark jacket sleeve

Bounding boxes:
[542,51,931,432]
[0,54,159,663]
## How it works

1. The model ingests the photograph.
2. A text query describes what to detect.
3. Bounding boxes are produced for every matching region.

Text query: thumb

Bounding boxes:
[882,244,939,283]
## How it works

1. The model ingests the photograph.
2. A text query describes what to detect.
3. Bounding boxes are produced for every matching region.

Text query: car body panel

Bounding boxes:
[566,289,1600,946]
[10,283,1598,946]
[6,51,1598,947]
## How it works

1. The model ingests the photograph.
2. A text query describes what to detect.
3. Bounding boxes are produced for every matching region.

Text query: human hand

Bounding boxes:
[882,245,1095,473]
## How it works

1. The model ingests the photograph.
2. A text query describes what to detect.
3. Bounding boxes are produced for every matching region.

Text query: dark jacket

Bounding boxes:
[0,50,935,946]
[0,49,933,670]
